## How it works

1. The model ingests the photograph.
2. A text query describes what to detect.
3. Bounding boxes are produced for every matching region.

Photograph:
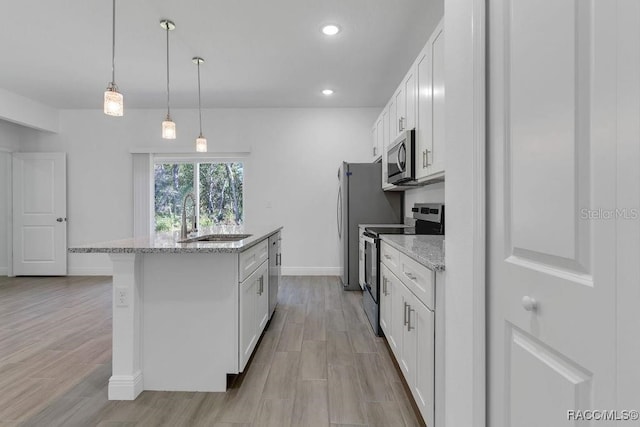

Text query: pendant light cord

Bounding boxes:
[165,24,171,116]
[197,60,203,136]
[111,0,116,85]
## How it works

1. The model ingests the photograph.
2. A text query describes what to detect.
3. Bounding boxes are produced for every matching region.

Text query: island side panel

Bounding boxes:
[142,252,239,392]
[108,253,144,400]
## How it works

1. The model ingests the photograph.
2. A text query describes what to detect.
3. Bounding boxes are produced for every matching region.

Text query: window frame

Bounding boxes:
[152,155,245,232]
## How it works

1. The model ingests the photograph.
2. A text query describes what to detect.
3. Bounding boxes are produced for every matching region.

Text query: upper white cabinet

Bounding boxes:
[371,113,383,162]
[416,21,445,182]
[374,18,445,189]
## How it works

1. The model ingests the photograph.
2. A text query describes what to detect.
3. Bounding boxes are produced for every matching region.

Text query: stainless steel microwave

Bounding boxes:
[387,129,416,184]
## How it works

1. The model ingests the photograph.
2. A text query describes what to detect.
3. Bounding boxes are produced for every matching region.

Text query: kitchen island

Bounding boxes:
[70,226,283,400]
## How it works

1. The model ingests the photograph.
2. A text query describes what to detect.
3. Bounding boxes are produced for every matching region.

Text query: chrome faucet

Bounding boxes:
[181,192,198,239]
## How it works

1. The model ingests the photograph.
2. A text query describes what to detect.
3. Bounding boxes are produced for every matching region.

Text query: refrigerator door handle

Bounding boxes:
[337,187,342,238]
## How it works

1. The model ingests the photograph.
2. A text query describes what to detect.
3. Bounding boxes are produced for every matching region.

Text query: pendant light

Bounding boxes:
[160,19,176,139]
[104,0,123,116]
[193,57,207,152]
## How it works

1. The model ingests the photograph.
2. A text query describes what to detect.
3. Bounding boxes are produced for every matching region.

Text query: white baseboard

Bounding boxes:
[282,267,340,276]
[68,267,113,276]
[108,371,144,400]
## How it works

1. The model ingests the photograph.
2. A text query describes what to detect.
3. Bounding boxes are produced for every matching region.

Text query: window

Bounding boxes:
[154,161,244,232]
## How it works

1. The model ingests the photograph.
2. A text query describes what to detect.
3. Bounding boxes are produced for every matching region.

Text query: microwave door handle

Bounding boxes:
[396,143,406,174]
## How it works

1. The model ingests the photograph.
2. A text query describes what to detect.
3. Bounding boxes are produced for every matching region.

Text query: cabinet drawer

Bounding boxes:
[239,239,268,282]
[399,253,435,310]
[380,241,400,276]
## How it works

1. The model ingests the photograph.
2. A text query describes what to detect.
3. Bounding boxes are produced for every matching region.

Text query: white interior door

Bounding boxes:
[12,152,67,276]
[488,0,633,425]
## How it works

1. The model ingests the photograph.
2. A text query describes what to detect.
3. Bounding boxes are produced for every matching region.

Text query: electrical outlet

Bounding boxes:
[116,288,128,307]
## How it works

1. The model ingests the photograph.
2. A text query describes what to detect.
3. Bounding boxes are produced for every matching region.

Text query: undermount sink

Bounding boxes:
[178,233,252,243]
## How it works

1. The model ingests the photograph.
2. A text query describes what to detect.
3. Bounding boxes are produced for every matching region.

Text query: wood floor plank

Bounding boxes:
[275,322,304,352]
[290,380,330,427]
[215,363,270,424]
[300,340,328,380]
[327,330,355,366]
[365,401,407,427]
[252,398,294,427]
[354,353,395,402]
[262,351,301,399]
[327,364,367,425]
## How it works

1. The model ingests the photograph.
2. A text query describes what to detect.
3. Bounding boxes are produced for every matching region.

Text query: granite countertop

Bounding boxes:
[380,234,445,271]
[68,225,283,254]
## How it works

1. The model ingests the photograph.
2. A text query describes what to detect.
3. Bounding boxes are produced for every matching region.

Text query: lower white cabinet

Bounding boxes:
[380,244,435,427]
[239,259,269,371]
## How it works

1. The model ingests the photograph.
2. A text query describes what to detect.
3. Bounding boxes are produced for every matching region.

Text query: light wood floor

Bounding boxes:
[0,275,425,427]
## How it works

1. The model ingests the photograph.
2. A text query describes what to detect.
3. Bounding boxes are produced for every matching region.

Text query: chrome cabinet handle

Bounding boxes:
[407,305,415,331]
[384,254,392,260]
[382,277,388,295]
[426,149,431,166]
[56,217,66,222]
[373,146,377,156]
[403,302,409,325]
[422,150,426,168]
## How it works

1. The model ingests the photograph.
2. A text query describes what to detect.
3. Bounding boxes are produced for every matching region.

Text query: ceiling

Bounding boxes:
[1,0,443,109]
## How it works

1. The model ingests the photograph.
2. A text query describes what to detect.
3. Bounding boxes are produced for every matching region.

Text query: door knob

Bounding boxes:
[521,296,538,312]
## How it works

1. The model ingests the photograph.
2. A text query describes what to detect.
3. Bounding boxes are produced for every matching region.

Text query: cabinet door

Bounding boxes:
[389,271,404,360]
[239,274,257,371]
[399,285,417,388]
[256,263,270,332]
[381,107,393,189]
[375,116,383,160]
[388,98,397,141]
[379,264,391,335]
[430,24,445,176]
[371,125,378,162]
[413,299,435,427]
[415,48,432,180]
[394,87,406,139]
[404,70,416,131]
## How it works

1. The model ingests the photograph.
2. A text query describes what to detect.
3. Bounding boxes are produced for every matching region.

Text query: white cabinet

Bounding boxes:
[373,18,445,190]
[380,242,435,427]
[371,114,383,162]
[415,21,445,182]
[380,263,399,355]
[239,258,269,371]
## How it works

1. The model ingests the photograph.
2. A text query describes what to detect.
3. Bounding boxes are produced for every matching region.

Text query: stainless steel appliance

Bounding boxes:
[268,231,281,318]
[362,203,444,336]
[338,162,402,291]
[387,129,416,184]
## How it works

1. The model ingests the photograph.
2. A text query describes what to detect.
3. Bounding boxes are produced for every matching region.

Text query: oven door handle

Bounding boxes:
[362,235,376,245]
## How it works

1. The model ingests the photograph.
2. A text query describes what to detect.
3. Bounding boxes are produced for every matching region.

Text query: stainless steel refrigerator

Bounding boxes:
[337,162,402,290]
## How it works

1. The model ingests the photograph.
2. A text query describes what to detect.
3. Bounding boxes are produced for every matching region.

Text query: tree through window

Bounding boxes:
[154,162,244,232]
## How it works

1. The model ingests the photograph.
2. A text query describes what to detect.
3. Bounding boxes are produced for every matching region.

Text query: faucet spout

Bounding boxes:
[181,192,198,239]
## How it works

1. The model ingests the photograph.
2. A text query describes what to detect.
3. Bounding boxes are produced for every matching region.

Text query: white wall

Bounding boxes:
[0,88,59,133]
[20,108,378,275]
[0,120,33,274]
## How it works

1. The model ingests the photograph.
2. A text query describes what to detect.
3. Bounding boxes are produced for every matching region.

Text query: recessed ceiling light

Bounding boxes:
[322,89,334,96]
[321,24,340,36]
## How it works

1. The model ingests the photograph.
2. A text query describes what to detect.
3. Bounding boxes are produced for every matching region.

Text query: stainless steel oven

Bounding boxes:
[362,204,445,337]
[387,129,416,184]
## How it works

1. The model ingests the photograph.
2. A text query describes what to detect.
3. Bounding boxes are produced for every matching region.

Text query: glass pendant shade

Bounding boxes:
[104,85,123,116]
[196,135,207,152]
[162,117,176,139]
